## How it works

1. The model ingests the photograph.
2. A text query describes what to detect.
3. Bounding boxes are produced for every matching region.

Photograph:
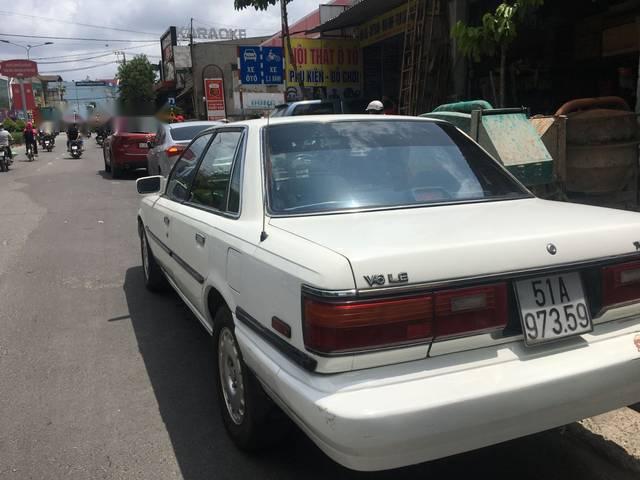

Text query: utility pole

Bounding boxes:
[190,18,197,119]
[115,51,127,65]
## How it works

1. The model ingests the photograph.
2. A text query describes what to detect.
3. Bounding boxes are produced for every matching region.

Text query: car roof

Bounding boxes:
[167,121,221,129]
[227,114,442,129]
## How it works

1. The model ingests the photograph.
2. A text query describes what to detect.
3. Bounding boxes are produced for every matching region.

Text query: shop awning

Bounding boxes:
[309,0,407,33]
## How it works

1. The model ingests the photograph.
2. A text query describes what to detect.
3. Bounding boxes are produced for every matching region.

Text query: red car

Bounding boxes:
[103,117,158,178]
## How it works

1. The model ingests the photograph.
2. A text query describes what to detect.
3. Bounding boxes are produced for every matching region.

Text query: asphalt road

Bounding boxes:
[0,140,637,479]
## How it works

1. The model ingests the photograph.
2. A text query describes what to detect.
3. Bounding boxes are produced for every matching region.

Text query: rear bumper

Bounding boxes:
[113,152,149,169]
[237,317,640,471]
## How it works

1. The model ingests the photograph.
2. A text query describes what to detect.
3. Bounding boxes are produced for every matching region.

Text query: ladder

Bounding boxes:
[398,0,438,115]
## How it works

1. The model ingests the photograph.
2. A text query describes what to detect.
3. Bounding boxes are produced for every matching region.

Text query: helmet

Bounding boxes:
[26,122,33,128]
[365,100,384,113]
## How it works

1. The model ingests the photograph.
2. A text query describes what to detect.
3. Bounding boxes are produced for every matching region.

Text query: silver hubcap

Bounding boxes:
[218,327,245,425]
[142,235,150,279]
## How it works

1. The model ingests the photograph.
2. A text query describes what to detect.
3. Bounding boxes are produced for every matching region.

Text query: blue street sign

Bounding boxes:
[239,46,284,85]
[262,47,283,85]
[239,46,261,85]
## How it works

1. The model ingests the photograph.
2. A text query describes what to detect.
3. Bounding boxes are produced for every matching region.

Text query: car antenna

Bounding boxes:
[260,114,270,242]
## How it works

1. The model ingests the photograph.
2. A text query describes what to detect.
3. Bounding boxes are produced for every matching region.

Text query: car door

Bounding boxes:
[146,133,213,286]
[166,128,245,316]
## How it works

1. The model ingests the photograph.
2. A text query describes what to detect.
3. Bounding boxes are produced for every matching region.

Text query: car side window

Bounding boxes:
[189,131,243,212]
[166,134,212,202]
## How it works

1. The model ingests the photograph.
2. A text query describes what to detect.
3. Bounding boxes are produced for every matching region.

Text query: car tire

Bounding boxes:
[213,306,288,450]
[140,227,167,292]
[111,157,121,179]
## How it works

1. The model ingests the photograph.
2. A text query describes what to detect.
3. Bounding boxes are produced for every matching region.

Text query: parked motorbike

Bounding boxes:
[0,146,10,172]
[69,140,83,159]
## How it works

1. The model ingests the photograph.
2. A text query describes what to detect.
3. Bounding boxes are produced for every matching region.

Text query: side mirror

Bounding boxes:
[136,175,163,194]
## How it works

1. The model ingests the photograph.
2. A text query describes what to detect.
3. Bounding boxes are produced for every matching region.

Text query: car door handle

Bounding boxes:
[163,216,170,225]
[195,233,206,246]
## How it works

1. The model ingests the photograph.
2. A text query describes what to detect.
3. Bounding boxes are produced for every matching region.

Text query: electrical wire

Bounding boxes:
[30,43,158,60]
[193,18,276,34]
[0,10,160,36]
[0,33,154,43]
[40,60,118,74]
[36,52,116,64]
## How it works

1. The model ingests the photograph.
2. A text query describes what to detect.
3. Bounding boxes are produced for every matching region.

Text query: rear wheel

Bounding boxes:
[213,307,288,450]
[111,155,121,178]
[103,149,111,172]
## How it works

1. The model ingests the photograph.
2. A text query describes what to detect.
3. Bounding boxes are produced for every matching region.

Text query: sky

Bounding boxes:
[0,0,321,81]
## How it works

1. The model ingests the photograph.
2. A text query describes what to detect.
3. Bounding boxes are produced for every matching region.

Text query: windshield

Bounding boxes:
[265,120,529,215]
[169,124,215,141]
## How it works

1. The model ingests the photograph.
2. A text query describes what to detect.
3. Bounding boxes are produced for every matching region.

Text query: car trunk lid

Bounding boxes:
[270,198,640,290]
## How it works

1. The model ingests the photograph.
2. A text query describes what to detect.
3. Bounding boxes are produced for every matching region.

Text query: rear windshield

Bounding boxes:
[265,120,529,215]
[118,117,158,134]
[170,124,213,141]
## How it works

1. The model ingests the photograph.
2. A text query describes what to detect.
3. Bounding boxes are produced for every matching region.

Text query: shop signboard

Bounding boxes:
[242,92,284,110]
[239,46,284,85]
[160,26,177,82]
[285,39,362,97]
[357,4,408,47]
[204,78,226,120]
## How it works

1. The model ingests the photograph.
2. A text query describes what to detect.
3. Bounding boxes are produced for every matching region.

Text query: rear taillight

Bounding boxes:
[434,283,508,339]
[303,282,508,354]
[166,145,185,157]
[303,296,433,354]
[602,261,640,307]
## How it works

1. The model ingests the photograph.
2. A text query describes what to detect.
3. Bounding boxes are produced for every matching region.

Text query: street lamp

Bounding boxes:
[0,40,53,59]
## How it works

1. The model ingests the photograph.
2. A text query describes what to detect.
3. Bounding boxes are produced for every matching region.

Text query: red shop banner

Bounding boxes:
[204,78,226,120]
[11,83,36,111]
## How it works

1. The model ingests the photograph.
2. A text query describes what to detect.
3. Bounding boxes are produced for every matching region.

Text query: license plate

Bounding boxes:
[515,272,592,346]
[72,146,78,150]
[139,142,148,149]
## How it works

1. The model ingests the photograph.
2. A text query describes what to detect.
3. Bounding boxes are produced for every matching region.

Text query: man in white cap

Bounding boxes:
[365,100,384,114]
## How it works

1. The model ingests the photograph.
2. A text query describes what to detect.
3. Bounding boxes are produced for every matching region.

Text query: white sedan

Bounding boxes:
[136,115,640,471]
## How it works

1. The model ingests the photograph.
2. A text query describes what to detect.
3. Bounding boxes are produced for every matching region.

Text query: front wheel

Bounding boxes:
[213,307,288,450]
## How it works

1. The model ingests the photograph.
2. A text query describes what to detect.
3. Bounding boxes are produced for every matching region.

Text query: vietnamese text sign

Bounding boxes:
[239,46,283,85]
[285,39,361,88]
[204,78,225,120]
[357,4,407,47]
[1,60,38,78]
[243,92,284,110]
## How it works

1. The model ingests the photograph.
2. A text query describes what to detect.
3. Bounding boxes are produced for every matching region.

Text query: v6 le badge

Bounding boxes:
[363,272,409,287]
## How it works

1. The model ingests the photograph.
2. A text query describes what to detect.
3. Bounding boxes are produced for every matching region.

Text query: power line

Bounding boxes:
[37,52,116,64]
[0,10,160,36]
[30,43,158,60]
[40,60,118,74]
[193,17,276,33]
[0,33,154,43]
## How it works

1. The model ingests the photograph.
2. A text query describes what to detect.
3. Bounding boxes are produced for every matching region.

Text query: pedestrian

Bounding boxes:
[365,100,384,115]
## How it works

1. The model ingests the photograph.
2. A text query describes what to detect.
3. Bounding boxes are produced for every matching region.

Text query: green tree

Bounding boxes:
[234,0,303,94]
[117,55,156,115]
[452,0,543,107]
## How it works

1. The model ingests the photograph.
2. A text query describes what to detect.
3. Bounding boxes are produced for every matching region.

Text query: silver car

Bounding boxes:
[147,121,221,176]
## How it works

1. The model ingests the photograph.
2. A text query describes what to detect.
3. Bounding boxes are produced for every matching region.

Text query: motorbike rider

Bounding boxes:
[23,122,38,157]
[365,100,385,115]
[0,124,13,161]
[66,123,80,151]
